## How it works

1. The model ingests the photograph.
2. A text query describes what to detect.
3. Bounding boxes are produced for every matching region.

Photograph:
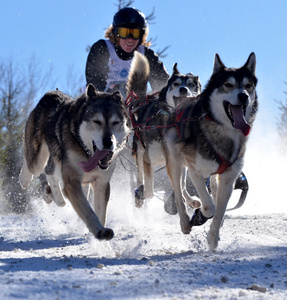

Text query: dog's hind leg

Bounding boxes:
[20,141,50,189]
[44,174,66,207]
[164,168,201,215]
[38,174,52,204]
[166,153,191,234]
[143,151,154,199]
[134,143,145,207]
[19,157,34,189]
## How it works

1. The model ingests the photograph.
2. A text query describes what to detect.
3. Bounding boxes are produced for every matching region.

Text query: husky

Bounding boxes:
[164,53,258,251]
[19,84,131,240]
[126,52,201,208]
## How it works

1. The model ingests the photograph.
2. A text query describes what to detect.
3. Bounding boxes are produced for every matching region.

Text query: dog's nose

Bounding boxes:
[179,87,188,95]
[237,92,249,104]
[103,137,113,149]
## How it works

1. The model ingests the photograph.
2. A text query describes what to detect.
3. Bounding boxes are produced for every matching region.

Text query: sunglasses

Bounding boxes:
[117,27,142,40]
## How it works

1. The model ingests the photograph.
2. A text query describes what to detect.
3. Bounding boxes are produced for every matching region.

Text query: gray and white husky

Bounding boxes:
[126,52,201,208]
[164,53,258,251]
[19,84,130,240]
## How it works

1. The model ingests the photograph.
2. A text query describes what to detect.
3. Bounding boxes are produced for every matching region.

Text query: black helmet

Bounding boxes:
[113,7,147,29]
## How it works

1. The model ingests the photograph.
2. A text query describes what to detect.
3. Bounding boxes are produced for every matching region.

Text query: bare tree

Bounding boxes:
[277,82,287,152]
[114,0,134,10]
[65,65,85,98]
[0,57,53,213]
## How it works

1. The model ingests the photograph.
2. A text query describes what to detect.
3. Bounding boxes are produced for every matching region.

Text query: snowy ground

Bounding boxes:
[1,127,287,299]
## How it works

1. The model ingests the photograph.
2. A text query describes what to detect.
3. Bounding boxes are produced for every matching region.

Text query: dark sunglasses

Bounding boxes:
[117,27,142,40]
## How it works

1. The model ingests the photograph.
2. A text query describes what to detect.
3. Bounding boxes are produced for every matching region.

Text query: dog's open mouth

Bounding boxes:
[78,148,114,172]
[173,96,187,106]
[223,101,250,136]
[98,150,113,170]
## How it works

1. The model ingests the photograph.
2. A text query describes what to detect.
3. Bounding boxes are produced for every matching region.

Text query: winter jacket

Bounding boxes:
[85,39,169,95]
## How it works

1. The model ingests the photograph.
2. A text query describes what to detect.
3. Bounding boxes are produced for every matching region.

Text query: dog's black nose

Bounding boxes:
[103,137,113,149]
[179,87,188,95]
[238,92,249,104]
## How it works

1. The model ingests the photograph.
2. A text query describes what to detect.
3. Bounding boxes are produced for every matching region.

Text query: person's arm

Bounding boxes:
[85,40,109,91]
[144,47,169,92]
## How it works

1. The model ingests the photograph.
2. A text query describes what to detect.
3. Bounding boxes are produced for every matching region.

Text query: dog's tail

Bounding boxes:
[126,52,150,98]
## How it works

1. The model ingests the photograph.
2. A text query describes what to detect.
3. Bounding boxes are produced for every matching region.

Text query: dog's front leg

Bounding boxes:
[90,180,110,227]
[188,171,215,227]
[143,150,154,199]
[207,170,238,251]
[134,143,145,207]
[166,158,190,234]
[182,168,201,209]
[63,177,114,241]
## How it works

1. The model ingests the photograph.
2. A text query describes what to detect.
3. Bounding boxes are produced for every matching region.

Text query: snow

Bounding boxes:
[1,128,287,299]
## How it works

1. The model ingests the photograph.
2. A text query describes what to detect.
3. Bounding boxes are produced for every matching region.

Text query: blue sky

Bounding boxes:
[1,0,287,128]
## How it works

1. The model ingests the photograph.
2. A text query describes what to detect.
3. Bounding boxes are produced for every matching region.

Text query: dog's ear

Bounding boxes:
[86,83,98,97]
[111,90,123,103]
[243,52,256,75]
[172,63,180,75]
[212,54,226,74]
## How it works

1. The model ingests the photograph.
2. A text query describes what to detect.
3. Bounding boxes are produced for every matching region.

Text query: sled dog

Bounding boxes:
[19,84,130,240]
[164,53,258,251]
[126,52,201,208]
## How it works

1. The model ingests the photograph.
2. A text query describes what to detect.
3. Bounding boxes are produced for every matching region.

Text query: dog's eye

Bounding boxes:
[173,82,180,87]
[188,83,195,88]
[224,83,233,88]
[245,83,252,89]
[93,120,102,126]
[112,121,121,127]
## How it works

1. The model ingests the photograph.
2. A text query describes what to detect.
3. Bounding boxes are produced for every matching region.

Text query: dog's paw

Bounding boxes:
[42,193,53,204]
[96,228,114,241]
[43,186,66,206]
[190,209,213,227]
[19,169,33,189]
[144,189,154,200]
[42,185,53,204]
[53,198,66,207]
[135,199,144,208]
[135,185,145,208]
[207,230,219,251]
[164,192,178,215]
[180,214,192,234]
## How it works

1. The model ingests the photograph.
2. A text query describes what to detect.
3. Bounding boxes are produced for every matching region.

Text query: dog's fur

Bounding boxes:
[19,84,130,240]
[164,53,258,251]
[126,52,201,207]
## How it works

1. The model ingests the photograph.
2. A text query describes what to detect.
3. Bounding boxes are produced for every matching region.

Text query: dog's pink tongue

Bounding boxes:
[230,105,251,136]
[78,149,109,172]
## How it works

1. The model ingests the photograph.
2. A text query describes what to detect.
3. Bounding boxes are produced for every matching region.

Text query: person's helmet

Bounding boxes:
[113,7,147,29]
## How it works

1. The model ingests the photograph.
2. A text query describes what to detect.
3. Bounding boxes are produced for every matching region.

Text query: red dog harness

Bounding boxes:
[174,102,232,175]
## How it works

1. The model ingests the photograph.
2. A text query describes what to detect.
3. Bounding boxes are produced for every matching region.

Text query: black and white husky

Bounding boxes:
[19,84,131,240]
[126,52,201,208]
[164,53,258,251]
